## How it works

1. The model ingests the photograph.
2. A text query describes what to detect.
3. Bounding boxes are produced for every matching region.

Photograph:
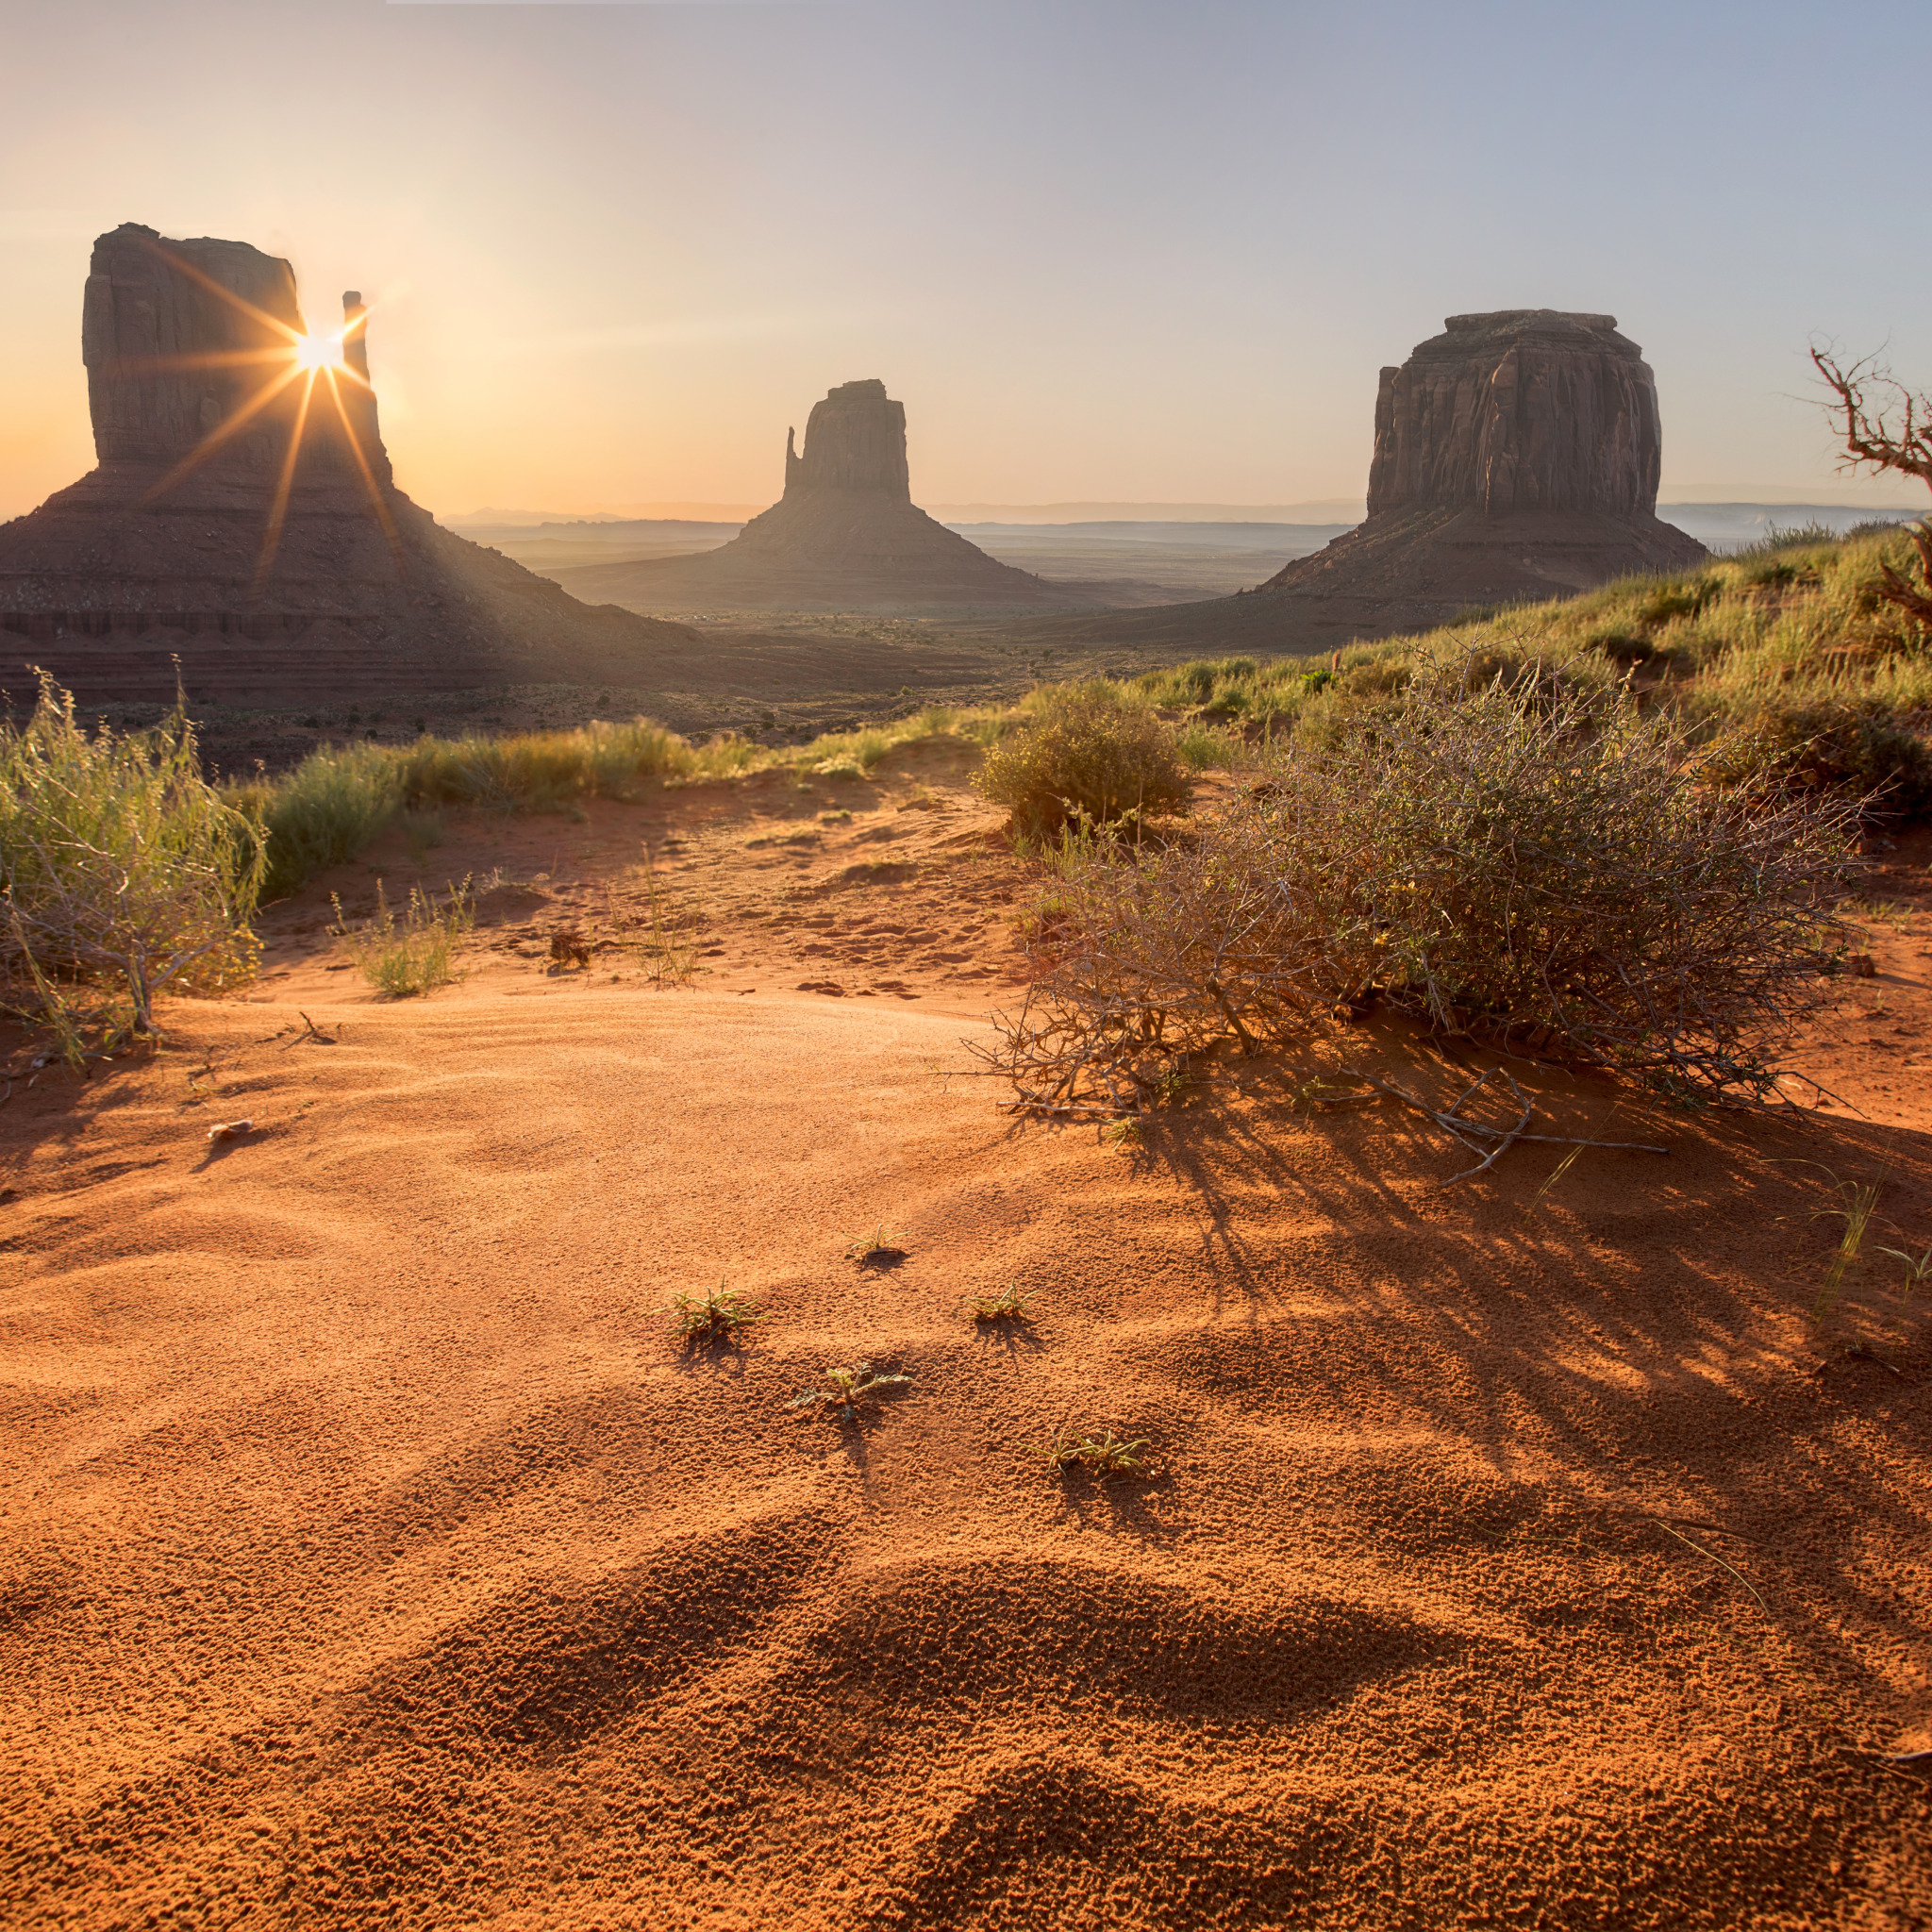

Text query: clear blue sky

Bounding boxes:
[5,0,1929,517]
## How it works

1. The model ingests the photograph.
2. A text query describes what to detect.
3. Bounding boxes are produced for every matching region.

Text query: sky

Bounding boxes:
[5,0,1931,522]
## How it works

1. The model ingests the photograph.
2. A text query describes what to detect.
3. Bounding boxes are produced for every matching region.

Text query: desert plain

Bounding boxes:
[2,745,1927,1929]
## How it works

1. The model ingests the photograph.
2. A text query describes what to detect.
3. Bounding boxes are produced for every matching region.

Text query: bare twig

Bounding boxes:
[282,1010,336,1047]
[1653,1518,1771,1618]
[1341,1068,1669,1184]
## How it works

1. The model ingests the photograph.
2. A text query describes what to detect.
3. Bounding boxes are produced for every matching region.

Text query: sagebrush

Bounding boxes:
[979,651,1859,1114]
[974,683,1190,835]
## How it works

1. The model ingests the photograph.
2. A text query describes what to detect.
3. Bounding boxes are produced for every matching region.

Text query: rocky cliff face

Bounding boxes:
[1366,310,1665,519]
[83,226,306,467]
[781,379,912,500]
[0,224,696,709]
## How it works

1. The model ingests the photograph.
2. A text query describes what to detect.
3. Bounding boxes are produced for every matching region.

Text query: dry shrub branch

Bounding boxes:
[1812,345,1932,637]
[974,654,1858,1117]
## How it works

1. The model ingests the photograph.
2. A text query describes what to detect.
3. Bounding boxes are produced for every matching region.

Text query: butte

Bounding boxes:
[998,308,1708,656]
[0,224,697,710]
[551,379,1107,617]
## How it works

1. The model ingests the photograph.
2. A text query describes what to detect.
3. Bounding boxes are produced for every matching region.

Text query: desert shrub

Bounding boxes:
[233,741,403,900]
[979,653,1858,1112]
[974,683,1190,834]
[331,875,475,996]
[977,788,1387,1114]
[1701,698,1932,815]
[395,718,711,812]
[0,676,265,1038]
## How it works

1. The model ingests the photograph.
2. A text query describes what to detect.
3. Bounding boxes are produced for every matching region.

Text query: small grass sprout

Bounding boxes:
[1034,1424,1152,1477]
[787,1362,912,1422]
[1810,1168,1887,1319]
[1102,1118,1144,1148]
[843,1223,908,1266]
[625,850,697,988]
[966,1280,1036,1323]
[1874,1242,1931,1302]
[658,1277,763,1345]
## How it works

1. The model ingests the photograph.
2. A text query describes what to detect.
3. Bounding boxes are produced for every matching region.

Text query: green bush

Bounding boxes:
[231,741,402,901]
[1704,698,1932,815]
[0,676,265,1037]
[974,684,1190,834]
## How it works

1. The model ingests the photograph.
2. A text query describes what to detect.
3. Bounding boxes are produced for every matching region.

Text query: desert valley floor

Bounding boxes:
[3,745,1928,1929]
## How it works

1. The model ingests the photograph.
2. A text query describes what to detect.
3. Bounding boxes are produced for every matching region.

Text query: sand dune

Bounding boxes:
[3,765,1927,1927]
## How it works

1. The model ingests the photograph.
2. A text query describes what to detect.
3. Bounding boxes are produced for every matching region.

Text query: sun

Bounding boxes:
[291,330,345,373]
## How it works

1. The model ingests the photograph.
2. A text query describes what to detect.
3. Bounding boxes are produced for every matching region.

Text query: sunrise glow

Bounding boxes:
[292,330,345,373]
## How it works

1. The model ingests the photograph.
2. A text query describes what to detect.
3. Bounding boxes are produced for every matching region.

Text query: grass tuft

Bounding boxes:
[843,1223,909,1266]
[330,874,475,997]
[965,1281,1037,1323]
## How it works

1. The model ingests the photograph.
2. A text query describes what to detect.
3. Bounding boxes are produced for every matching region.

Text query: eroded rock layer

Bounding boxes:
[1367,310,1664,518]
[554,380,1106,617]
[0,224,697,708]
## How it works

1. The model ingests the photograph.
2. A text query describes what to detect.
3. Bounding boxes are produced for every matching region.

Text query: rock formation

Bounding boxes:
[0,224,698,711]
[992,309,1707,658]
[548,379,1108,616]
[1367,310,1665,518]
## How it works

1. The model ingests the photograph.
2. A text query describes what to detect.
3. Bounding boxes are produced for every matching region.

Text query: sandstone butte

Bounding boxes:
[997,308,1711,657]
[547,378,1111,617]
[0,224,701,711]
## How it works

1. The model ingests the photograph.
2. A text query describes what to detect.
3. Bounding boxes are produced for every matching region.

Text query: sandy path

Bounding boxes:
[2,794,1929,1929]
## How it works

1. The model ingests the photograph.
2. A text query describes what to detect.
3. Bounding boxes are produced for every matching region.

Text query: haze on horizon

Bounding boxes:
[4,0,1929,525]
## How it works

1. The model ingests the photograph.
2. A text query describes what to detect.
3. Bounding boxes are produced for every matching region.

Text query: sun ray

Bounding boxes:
[137,234,304,347]
[136,358,310,506]
[322,363,403,564]
[122,242,406,582]
[253,366,321,591]
[106,347,299,377]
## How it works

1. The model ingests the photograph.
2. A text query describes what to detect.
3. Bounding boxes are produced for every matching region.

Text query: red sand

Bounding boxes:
[3,758,1927,1929]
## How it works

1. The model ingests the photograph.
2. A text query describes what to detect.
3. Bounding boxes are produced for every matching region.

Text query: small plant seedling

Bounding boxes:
[658,1277,762,1345]
[966,1281,1037,1323]
[1033,1424,1151,1477]
[1875,1243,1931,1302]
[844,1223,909,1267]
[1285,1074,1378,1113]
[788,1362,912,1422]
[1103,1119,1143,1148]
